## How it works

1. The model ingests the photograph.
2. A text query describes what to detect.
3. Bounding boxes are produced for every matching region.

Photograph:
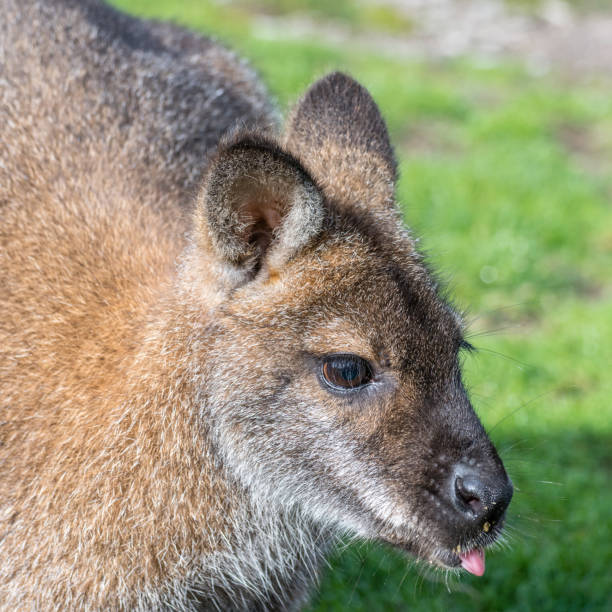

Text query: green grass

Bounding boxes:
[113,1,612,610]
[232,0,415,35]
[506,0,610,12]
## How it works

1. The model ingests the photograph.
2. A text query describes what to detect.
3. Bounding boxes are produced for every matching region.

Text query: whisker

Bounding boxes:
[393,566,411,598]
[498,438,531,455]
[347,552,367,606]
[502,521,537,541]
[463,300,539,327]
[465,324,522,340]
[487,390,554,435]
[474,347,533,370]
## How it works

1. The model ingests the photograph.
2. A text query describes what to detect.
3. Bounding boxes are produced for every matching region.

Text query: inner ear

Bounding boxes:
[227,172,294,260]
[242,192,283,258]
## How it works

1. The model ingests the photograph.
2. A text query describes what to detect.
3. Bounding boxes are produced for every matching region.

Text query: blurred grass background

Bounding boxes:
[112,1,612,610]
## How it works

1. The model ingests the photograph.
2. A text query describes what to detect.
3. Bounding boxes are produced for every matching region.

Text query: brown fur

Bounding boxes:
[1,1,512,610]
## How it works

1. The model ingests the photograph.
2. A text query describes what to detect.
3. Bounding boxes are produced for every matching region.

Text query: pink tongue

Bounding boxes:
[459,549,486,576]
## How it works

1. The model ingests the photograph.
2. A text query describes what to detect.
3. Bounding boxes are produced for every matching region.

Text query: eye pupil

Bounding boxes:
[321,355,373,391]
[342,364,359,382]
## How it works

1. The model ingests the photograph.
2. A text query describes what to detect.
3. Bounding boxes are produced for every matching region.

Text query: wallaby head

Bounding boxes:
[189,72,512,576]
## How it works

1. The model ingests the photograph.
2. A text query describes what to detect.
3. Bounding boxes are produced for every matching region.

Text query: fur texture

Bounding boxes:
[1,1,512,610]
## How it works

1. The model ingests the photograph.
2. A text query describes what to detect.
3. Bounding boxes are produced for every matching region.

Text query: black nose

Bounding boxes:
[451,463,513,525]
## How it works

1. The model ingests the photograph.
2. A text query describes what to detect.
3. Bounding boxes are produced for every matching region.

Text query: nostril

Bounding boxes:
[450,464,513,524]
[455,475,485,516]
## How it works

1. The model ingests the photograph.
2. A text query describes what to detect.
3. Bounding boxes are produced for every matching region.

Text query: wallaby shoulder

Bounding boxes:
[0,0,276,208]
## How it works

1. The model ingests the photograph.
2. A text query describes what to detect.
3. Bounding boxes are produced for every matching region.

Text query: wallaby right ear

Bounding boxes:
[284,72,397,209]
[196,135,325,282]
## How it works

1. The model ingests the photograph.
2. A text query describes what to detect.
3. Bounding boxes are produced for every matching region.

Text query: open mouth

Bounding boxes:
[383,516,505,578]
[437,546,486,576]
[435,518,507,577]
[436,520,507,577]
[457,548,486,576]
[382,536,487,577]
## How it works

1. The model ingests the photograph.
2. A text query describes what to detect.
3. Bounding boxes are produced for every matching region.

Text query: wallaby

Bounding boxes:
[0,0,513,610]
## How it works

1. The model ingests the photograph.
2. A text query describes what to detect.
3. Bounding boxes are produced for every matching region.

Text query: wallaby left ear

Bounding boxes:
[196,134,325,281]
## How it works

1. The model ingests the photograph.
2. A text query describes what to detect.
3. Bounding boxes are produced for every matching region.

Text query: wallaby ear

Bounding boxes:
[284,72,397,208]
[196,134,325,280]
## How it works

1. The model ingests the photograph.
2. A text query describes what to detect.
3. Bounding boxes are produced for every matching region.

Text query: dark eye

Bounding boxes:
[321,354,373,391]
